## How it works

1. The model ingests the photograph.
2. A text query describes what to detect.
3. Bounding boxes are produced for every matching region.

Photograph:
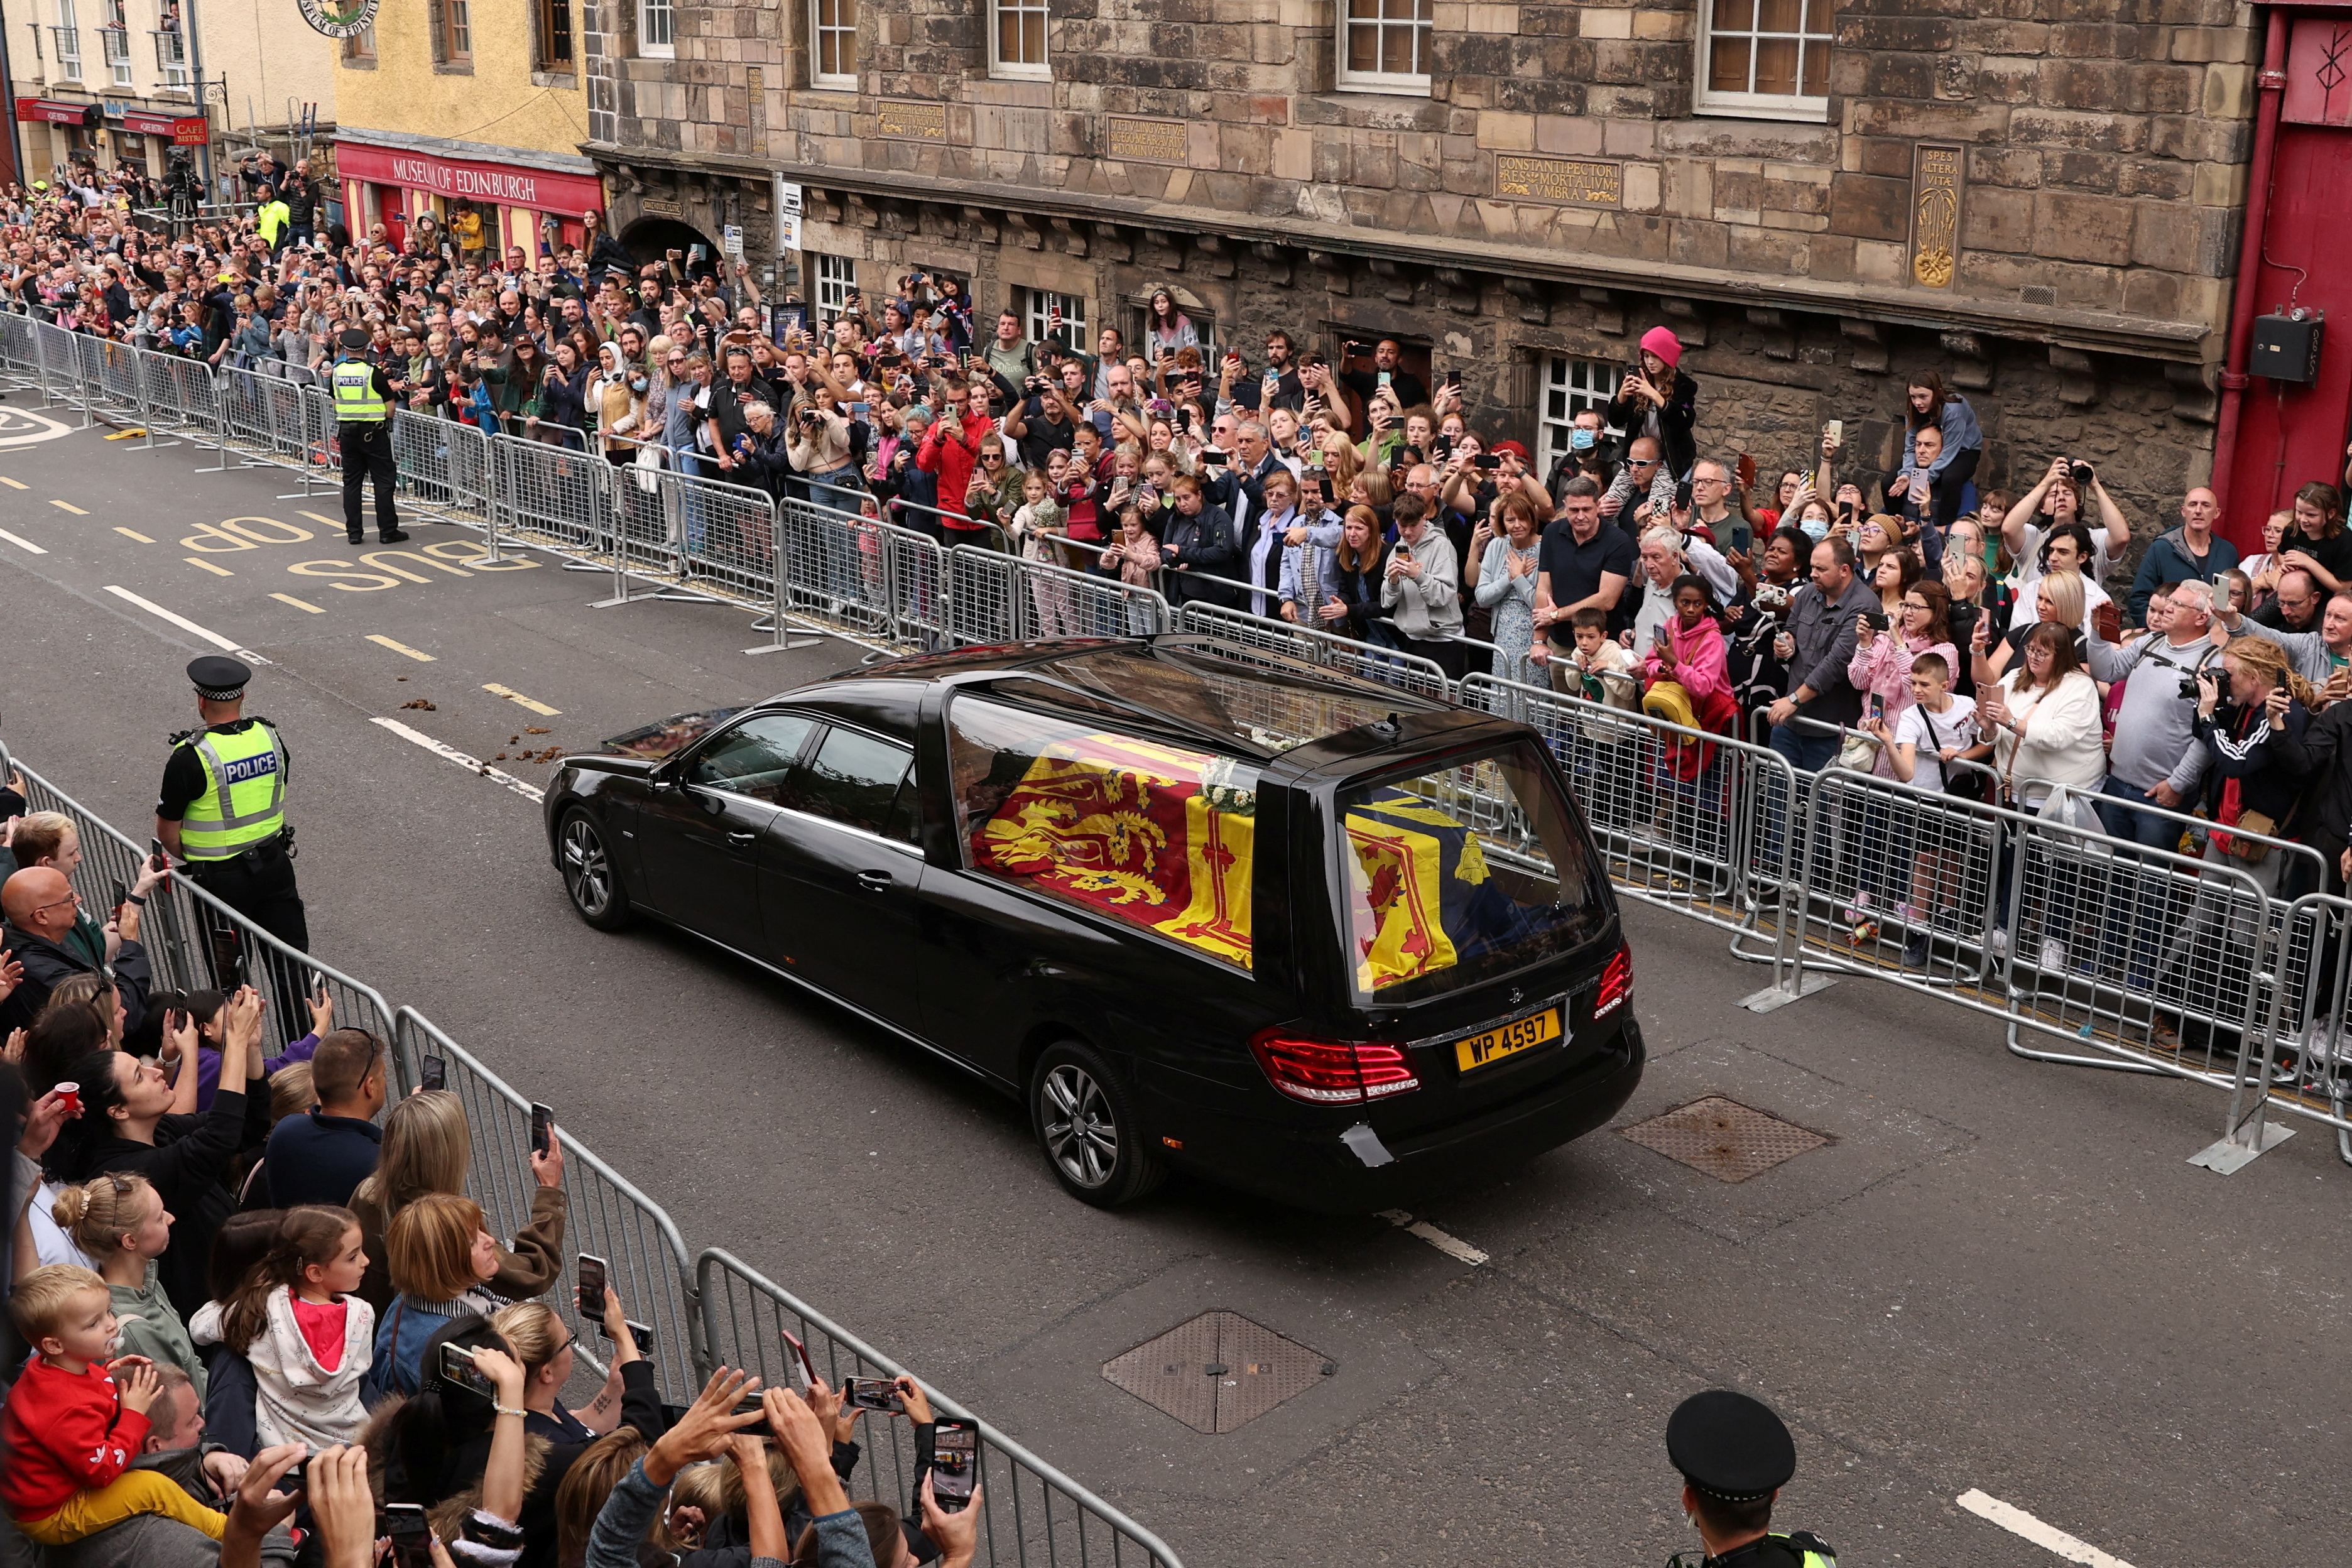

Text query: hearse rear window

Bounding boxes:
[1340,743,1607,1003]
[947,696,1259,972]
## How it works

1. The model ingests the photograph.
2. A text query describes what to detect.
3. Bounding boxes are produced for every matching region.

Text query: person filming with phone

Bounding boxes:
[1607,327,1698,486]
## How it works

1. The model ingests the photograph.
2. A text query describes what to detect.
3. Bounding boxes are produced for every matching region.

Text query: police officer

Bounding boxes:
[331,325,410,547]
[155,657,308,1002]
[1663,1390,1836,1568]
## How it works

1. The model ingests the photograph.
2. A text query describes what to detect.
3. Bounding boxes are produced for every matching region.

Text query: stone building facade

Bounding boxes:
[579,0,2263,542]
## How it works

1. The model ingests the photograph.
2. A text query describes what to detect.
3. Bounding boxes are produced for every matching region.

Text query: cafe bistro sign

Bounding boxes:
[297,0,379,38]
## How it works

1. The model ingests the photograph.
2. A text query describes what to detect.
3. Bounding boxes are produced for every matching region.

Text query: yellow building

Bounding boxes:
[194,0,337,152]
[330,0,601,258]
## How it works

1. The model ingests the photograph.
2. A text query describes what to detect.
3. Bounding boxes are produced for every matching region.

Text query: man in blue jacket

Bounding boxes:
[2128,486,2238,623]
[260,1028,385,1207]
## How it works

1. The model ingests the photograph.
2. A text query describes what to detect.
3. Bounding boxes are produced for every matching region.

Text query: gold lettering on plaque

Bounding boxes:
[1106,116,1188,165]
[1493,155,1623,208]
[875,100,949,141]
[1909,142,1964,290]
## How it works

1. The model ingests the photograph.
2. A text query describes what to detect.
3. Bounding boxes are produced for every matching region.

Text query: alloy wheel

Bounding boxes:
[562,817,611,917]
[1040,1062,1119,1188]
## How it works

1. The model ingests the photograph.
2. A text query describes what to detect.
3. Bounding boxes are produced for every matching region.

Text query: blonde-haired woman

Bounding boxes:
[490,1296,652,1444]
[1979,567,2084,685]
[2187,636,2314,905]
[347,1089,566,1317]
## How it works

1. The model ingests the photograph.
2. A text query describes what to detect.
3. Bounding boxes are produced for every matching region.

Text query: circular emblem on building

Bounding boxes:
[296,0,378,38]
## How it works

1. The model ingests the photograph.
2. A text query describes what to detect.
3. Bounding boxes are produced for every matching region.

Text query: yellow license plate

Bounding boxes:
[1453,1006,1562,1072]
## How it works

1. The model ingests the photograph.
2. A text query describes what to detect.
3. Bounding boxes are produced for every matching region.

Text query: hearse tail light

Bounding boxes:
[1592,943,1633,1020]
[1250,1028,1422,1105]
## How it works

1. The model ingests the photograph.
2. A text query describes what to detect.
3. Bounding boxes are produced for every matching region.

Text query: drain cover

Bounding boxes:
[1102,1310,1329,1433]
[1621,1096,1827,1182]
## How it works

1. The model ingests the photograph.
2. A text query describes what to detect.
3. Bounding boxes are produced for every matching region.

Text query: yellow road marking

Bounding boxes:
[116,526,155,543]
[298,511,346,531]
[0,476,26,490]
[366,634,436,662]
[183,557,234,577]
[484,683,561,716]
[270,592,325,614]
[50,500,87,515]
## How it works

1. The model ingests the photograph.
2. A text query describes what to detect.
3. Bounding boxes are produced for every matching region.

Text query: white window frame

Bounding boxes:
[102,0,131,86]
[813,253,856,320]
[54,0,84,82]
[989,0,1048,80]
[809,0,856,87]
[1538,355,1622,482]
[1025,288,1085,354]
[1336,0,1431,95]
[637,0,673,57]
[1694,0,1832,122]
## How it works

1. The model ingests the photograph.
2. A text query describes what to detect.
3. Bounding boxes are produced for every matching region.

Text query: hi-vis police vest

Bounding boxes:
[332,359,386,423]
[176,722,288,861]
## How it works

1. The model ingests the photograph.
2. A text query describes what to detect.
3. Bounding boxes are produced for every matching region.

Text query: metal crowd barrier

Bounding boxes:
[699,1250,1185,1568]
[9,759,398,1061]
[21,332,2352,1170]
[389,1008,704,1405]
[4,743,1187,1563]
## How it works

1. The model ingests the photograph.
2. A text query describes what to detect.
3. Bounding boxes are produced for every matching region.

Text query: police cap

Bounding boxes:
[1667,1390,1796,1503]
[188,655,253,703]
[337,327,372,353]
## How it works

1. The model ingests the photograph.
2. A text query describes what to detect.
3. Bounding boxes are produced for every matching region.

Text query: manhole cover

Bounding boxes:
[1621,1096,1827,1182]
[1102,1310,1331,1433]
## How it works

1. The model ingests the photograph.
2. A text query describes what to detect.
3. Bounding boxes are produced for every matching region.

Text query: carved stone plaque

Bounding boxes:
[1106,116,1187,165]
[639,196,682,218]
[1908,141,1964,290]
[875,100,949,141]
[1494,155,1623,207]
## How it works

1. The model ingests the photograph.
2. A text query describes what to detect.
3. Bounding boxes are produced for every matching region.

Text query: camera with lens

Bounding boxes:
[2071,460,2095,489]
[2177,675,2201,700]
[797,405,821,427]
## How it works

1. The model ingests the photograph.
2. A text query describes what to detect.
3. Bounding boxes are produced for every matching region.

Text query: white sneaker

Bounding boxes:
[1986,927,2009,962]
[2040,937,2068,972]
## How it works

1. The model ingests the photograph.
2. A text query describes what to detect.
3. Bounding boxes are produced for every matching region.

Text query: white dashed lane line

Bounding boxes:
[1377,1209,1489,1266]
[0,528,48,555]
[371,717,547,803]
[1956,1490,2138,1567]
[101,585,271,663]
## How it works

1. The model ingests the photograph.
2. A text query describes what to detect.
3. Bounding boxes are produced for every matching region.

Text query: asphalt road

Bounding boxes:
[2,400,2345,1568]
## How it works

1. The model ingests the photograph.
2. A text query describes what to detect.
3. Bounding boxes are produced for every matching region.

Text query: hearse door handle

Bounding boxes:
[726,830,758,846]
[856,869,893,891]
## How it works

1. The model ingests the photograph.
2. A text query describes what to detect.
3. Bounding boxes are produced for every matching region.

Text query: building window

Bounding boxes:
[813,254,856,320]
[154,13,190,83]
[990,0,1047,77]
[1024,288,1085,354]
[52,0,84,82]
[440,0,471,60]
[637,0,673,56]
[1697,0,1832,118]
[536,0,572,68]
[810,0,855,85]
[339,23,373,59]
[101,0,131,86]
[1338,0,1430,93]
[1538,355,1623,482]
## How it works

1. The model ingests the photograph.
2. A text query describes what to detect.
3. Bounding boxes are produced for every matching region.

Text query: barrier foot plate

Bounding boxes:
[745,613,824,653]
[1740,972,1838,1014]
[2188,1121,2295,1174]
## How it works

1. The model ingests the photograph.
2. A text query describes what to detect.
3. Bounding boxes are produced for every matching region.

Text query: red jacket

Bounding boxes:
[915,415,991,529]
[1,1356,151,1521]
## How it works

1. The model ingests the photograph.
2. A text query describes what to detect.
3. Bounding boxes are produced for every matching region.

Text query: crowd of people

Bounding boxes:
[16,174,2352,991]
[0,811,980,1566]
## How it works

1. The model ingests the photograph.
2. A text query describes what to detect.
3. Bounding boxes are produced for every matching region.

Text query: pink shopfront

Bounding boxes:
[334,134,604,260]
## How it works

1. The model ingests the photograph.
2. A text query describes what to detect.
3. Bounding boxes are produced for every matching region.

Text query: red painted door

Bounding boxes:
[2225,19,2352,548]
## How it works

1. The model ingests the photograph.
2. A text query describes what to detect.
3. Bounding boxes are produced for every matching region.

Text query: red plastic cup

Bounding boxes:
[53,1082,80,1117]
